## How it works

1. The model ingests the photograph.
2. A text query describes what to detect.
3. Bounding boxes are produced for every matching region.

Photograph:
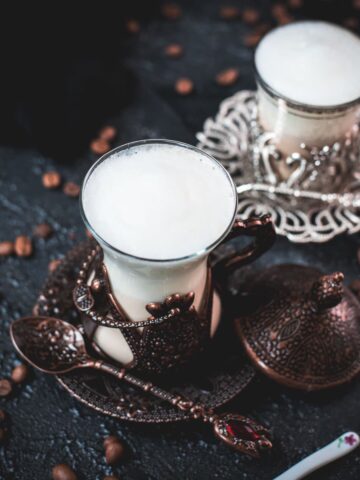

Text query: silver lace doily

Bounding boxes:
[196,91,360,243]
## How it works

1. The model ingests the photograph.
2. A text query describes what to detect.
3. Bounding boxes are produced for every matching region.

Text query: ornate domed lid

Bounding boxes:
[235,265,360,390]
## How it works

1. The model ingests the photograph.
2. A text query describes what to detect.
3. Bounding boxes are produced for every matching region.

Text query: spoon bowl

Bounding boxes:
[10,316,90,374]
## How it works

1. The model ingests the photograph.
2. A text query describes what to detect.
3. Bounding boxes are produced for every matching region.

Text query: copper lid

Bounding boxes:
[235,265,360,391]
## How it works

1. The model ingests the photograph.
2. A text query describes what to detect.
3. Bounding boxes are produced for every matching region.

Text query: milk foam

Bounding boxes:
[255,21,360,107]
[82,143,236,260]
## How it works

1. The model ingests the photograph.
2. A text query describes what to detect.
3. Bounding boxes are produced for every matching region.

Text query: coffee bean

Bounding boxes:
[105,441,125,465]
[90,139,111,155]
[161,3,182,20]
[0,409,6,422]
[11,364,28,384]
[276,13,293,25]
[215,68,239,86]
[175,77,194,95]
[354,0,360,9]
[164,43,183,58]
[343,17,359,30]
[14,236,32,257]
[0,428,6,443]
[219,6,240,20]
[63,182,80,198]
[33,223,53,239]
[243,32,262,47]
[99,126,117,142]
[103,435,120,449]
[242,8,260,25]
[288,0,303,8]
[48,259,62,273]
[271,4,293,25]
[126,19,140,33]
[271,3,288,18]
[0,241,14,256]
[255,23,272,35]
[42,171,62,189]
[103,476,119,480]
[0,379,12,397]
[52,464,77,480]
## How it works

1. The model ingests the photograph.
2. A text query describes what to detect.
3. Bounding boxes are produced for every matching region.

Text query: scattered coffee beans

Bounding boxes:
[11,364,28,384]
[0,241,14,256]
[103,435,121,449]
[34,223,53,239]
[42,171,62,189]
[0,379,12,397]
[165,43,183,58]
[0,409,6,422]
[14,236,32,257]
[343,17,359,30]
[243,32,262,47]
[99,126,117,142]
[105,440,125,465]
[271,3,288,18]
[63,182,81,198]
[52,464,77,480]
[219,6,241,20]
[271,3,293,24]
[48,259,62,273]
[90,139,111,155]
[215,68,239,86]
[126,19,140,33]
[161,3,182,20]
[288,0,303,7]
[175,77,194,95]
[242,8,260,25]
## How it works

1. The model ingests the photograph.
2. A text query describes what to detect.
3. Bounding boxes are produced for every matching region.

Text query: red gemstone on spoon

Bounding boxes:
[225,419,261,442]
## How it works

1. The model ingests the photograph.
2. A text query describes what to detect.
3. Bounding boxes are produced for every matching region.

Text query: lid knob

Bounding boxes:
[310,272,344,311]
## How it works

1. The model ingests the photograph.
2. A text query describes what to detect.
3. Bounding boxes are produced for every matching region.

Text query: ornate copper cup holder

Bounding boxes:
[34,240,256,423]
[72,244,214,376]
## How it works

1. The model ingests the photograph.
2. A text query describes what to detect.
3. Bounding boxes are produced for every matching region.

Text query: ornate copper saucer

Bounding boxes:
[33,241,255,423]
[235,264,360,391]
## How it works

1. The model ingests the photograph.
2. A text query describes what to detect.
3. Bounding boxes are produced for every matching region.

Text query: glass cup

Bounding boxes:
[256,70,360,181]
[80,140,275,366]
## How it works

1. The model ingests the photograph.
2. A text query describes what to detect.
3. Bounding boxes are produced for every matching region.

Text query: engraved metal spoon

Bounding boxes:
[10,316,272,458]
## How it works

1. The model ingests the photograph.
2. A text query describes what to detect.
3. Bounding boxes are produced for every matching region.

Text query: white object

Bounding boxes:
[273,431,360,480]
[255,22,360,173]
[81,140,237,364]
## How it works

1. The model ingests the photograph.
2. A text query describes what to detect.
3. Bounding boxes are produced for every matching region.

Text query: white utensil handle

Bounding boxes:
[274,432,359,480]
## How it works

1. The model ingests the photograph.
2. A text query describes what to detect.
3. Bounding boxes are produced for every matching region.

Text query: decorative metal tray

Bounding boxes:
[197,91,360,243]
[34,241,255,423]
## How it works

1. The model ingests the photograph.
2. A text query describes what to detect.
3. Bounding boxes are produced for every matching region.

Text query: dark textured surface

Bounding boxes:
[1,1,360,479]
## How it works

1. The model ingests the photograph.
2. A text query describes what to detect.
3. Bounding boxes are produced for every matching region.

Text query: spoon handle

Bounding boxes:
[273,432,359,480]
[92,359,272,457]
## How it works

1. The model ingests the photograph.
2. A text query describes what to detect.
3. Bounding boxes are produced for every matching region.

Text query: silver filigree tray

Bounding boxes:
[197,91,360,243]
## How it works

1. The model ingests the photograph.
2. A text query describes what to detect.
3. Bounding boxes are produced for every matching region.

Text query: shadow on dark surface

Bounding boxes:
[0,2,160,162]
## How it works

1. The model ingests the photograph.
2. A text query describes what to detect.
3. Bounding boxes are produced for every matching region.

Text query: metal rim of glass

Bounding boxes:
[80,138,238,264]
[254,64,360,114]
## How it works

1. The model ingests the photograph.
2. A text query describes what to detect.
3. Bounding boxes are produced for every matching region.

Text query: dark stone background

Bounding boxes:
[0,1,360,478]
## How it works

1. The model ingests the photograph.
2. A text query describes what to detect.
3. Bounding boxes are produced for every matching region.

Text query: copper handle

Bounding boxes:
[214,214,275,276]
